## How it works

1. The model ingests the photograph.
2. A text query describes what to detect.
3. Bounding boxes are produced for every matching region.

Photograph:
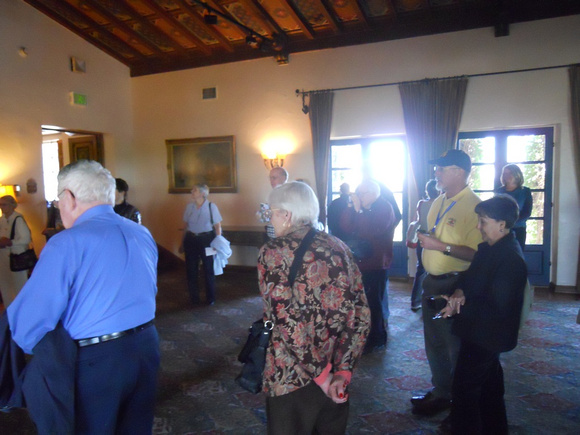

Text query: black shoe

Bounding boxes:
[411,392,451,416]
[438,414,452,434]
[411,305,422,312]
[363,343,386,355]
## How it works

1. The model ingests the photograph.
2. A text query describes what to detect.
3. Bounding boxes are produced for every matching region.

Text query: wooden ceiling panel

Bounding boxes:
[21,0,580,76]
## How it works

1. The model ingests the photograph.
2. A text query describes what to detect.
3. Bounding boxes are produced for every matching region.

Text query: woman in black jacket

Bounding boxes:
[437,195,528,435]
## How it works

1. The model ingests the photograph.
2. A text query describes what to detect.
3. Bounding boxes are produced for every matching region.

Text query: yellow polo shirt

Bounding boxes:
[422,186,482,276]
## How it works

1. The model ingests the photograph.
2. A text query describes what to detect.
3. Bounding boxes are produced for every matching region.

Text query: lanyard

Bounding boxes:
[431,199,456,233]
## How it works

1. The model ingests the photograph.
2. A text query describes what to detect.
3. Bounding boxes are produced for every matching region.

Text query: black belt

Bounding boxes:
[427,272,462,281]
[76,320,154,348]
[187,231,213,237]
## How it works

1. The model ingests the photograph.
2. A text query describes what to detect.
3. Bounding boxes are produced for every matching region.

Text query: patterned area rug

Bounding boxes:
[1,265,578,434]
[153,266,580,434]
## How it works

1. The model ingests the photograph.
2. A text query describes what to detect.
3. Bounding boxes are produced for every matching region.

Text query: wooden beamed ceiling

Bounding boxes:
[22,0,580,77]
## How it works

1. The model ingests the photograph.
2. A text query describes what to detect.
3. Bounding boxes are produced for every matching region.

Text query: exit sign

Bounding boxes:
[70,92,87,106]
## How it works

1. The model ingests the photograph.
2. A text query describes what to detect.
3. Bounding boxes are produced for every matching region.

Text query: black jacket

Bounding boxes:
[452,232,527,353]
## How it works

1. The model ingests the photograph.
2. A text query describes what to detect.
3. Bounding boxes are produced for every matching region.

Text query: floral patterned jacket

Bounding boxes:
[258,225,370,397]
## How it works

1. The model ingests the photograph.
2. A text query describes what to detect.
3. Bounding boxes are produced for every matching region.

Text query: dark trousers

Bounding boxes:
[184,231,215,303]
[450,341,508,435]
[75,326,160,434]
[362,269,388,347]
[512,227,526,250]
[266,382,349,435]
[421,274,462,399]
[410,246,425,308]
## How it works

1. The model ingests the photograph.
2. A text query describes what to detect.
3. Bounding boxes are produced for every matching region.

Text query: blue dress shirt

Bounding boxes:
[7,205,157,354]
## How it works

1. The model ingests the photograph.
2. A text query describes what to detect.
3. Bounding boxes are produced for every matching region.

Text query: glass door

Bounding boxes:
[458,127,553,286]
[329,137,408,277]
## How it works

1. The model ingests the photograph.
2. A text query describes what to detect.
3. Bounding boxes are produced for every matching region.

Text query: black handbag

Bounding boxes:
[9,216,38,272]
[235,228,317,394]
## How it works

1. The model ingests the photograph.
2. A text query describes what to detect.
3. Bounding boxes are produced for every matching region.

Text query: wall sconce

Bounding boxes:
[0,184,19,198]
[262,153,286,170]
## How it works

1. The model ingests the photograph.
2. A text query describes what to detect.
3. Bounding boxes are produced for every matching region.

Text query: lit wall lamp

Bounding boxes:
[262,152,286,170]
[0,184,19,198]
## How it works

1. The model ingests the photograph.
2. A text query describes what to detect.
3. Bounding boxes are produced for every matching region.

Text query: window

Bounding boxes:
[329,137,406,241]
[329,136,408,277]
[458,127,553,286]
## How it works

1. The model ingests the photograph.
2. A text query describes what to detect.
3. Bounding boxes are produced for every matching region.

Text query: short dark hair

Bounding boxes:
[475,194,519,229]
[115,178,129,193]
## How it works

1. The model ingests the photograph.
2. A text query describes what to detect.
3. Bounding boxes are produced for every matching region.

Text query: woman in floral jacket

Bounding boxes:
[258,181,370,434]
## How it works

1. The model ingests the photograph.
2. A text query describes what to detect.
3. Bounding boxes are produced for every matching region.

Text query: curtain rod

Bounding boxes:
[296,63,578,96]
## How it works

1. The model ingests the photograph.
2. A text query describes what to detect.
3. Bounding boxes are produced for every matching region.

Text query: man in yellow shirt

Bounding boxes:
[413,149,482,415]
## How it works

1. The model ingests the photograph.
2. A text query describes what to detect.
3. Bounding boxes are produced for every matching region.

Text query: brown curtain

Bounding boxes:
[568,65,580,298]
[308,91,334,227]
[399,77,468,196]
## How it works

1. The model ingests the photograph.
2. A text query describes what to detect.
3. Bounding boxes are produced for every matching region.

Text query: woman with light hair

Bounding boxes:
[0,195,32,307]
[181,183,222,305]
[258,181,370,433]
[496,164,532,249]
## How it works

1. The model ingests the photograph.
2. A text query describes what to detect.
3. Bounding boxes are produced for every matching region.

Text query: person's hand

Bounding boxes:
[437,289,465,318]
[417,233,444,251]
[327,374,349,404]
[0,237,12,248]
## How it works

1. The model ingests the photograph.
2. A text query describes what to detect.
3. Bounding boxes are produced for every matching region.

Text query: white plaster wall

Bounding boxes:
[0,0,133,249]
[132,16,580,284]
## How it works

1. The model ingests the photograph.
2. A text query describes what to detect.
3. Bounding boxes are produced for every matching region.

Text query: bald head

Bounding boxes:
[269,167,289,188]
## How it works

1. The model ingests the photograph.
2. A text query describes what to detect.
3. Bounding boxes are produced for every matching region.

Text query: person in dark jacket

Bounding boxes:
[114,178,141,224]
[326,182,350,241]
[436,195,528,435]
[340,179,395,353]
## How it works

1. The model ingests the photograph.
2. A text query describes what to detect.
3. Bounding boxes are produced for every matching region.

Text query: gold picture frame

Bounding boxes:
[166,136,237,193]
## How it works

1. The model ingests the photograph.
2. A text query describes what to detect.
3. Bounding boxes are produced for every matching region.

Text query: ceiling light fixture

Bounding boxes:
[192,0,287,63]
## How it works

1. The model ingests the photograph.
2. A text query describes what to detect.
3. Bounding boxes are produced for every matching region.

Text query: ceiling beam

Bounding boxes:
[316,0,341,32]
[278,0,315,39]
[174,0,235,53]
[116,0,188,56]
[138,0,213,55]
[78,0,166,56]
[22,0,146,64]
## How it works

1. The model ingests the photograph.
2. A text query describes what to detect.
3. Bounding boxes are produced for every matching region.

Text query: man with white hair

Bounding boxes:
[8,160,159,433]
[340,179,395,353]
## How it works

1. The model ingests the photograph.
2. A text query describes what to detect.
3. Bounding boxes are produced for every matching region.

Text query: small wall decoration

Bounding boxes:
[166,136,237,193]
[70,56,86,73]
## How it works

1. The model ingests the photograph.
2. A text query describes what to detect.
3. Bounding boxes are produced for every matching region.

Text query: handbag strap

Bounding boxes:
[288,227,317,288]
[10,215,23,240]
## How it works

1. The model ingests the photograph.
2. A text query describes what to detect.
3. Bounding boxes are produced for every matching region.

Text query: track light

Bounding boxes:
[203,9,218,25]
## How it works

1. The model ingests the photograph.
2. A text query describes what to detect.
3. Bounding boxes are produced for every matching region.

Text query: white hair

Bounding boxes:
[58,160,115,205]
[268,181,319,227]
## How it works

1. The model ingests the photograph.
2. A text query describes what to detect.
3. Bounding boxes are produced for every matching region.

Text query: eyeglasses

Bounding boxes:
[262,208,281,221]
[55,189,75,209]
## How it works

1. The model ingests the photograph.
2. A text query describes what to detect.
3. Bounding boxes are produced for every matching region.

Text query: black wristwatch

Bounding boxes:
[443,245,452,256]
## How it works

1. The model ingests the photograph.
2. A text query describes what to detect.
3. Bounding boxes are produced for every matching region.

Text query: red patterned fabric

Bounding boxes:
[258,226,370,397]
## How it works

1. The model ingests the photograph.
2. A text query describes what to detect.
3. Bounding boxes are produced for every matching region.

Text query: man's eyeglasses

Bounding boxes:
[262,208,281,221]
[55,189,75,208]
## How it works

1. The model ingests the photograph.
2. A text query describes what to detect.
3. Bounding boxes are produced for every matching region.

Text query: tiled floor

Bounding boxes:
[153,267,580,434]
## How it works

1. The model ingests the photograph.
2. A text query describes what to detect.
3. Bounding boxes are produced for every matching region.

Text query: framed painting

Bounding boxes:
[166,136,237,193]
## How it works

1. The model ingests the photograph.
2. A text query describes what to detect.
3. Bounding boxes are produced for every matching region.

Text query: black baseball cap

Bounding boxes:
[429,149,472,172]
